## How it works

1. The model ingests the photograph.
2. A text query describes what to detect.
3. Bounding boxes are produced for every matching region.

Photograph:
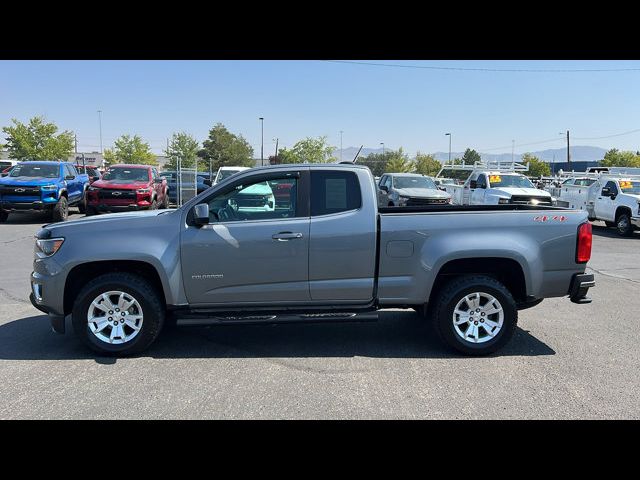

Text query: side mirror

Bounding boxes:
[203,179,212,186]
[193,203,210,226]
[601,187,611,196]
[92,176,100,182]
[379,185,388,192]
[65,175,75,180]
[469,180,478,189]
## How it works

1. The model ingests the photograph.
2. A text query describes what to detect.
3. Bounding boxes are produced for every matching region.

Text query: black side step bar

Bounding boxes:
[175,311,379,326]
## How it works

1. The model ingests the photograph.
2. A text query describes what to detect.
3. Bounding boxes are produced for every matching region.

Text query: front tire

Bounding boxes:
[77,191,87,214]
[72,272,165,356]
[431,275,518,356]
[605,221,616,228]
[616,212,633,236]
[0,210,8,223]
[51,196,68,222]
[85,205,98,216]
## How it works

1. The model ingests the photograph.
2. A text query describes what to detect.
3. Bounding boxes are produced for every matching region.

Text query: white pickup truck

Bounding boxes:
[555,173,640,236]
[439,162,553,206]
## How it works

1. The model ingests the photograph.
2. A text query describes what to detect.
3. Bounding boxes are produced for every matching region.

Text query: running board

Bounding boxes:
[175,311,379,326]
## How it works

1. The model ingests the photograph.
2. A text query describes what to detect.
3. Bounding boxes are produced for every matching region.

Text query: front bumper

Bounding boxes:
[1,200,54,212]
[29,292,65,334]
[90,203,148,212]
[568,273,595,304]
[631,216,640,228]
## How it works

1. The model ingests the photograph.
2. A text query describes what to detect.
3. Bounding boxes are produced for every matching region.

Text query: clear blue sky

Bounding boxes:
[1,60,640,156]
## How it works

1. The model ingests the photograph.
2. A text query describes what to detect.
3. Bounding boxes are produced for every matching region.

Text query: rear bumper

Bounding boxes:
[568,273,595,304]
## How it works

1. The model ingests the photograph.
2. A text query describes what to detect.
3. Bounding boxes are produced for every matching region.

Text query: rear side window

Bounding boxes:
[311,171,361,216]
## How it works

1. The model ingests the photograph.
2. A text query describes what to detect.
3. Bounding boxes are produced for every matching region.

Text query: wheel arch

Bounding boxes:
[64,260,166,315]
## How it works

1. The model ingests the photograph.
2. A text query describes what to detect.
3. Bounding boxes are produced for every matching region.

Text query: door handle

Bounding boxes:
[272,232,303,241]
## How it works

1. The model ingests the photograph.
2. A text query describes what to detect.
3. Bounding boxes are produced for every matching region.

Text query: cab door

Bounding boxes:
[594,180,618,221]
[180,169,311,306]
[471,174,487,204]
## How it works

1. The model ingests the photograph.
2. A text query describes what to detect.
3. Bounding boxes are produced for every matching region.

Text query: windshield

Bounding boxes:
[393,176,437,190]
[487,174,535,188]
[618,180,640,195]
[217,169,241,182]
[103,167,150,182]
[9,163,59,178]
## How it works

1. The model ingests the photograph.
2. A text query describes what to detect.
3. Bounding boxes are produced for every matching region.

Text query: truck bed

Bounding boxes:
[379,204,569,214]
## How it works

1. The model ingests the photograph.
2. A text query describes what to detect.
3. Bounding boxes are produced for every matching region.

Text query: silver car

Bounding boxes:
[378,173,451,207]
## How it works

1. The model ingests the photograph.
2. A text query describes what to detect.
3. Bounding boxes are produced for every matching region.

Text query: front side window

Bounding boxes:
[311,171,361,216]
[205,175,298,222]
[476,175,487,189]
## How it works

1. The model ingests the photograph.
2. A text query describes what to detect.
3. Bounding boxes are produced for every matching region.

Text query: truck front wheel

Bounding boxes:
[51,196,68,222]
[431,275,518,356]
[78,191,87,214]
[72,272,165,356]
[616,212,633,236]
[0,210,8,223]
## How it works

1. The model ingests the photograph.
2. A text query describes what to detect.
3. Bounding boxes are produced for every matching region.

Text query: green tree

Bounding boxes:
[164,132,201,171]
[600,148,640,168]
[103,134,157,165]
[197,123,255,169]
[413,152,442,176]
[522,152,550,177]
[1,116,74,160]
[278,136,336,164]
[359,151,392,176]
[384,148,412,173]
[461,148,481,165]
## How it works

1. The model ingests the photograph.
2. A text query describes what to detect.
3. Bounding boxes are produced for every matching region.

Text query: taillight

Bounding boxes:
[576,222,592,263]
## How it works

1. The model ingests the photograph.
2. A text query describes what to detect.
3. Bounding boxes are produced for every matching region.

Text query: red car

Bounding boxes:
[86,164,168,215]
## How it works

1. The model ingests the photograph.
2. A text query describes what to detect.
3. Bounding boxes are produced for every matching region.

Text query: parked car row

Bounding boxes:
[377,173,452,207]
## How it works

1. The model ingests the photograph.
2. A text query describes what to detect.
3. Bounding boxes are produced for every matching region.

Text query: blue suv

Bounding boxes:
[0,161,90,223]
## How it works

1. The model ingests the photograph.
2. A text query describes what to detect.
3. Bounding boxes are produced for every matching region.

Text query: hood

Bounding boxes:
[491,187,551,198]
[44,208,175,229]
[395,187,451,199]
[0,176,60,186]
[92,179,150,189]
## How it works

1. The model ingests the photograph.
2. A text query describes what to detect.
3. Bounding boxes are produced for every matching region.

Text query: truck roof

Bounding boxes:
[17,160,71,165]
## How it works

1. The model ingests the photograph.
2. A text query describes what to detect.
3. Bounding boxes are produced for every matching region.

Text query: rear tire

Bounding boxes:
[616,211,633,236]
[605,221,616,228]
[72,272,165,356]
[431,275,518,356]
[85,205,98,216]
[51,196,68,222]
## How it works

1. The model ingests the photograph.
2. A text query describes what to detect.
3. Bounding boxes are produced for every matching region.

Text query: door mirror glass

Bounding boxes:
[193,203,210,226]
[469,180,478,189]
[65,175,75,180]
[601,187,611,196]
[379,185,388,192]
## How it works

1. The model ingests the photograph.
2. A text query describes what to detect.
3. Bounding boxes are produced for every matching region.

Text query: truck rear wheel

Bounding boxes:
[77,192,87,214]
[72,272,165,356]
[431,275,518,356]
[605,221,616,228]
[51,196,68,222]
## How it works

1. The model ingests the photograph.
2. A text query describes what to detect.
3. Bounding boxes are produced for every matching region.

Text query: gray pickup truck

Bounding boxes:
[30,164,594,356]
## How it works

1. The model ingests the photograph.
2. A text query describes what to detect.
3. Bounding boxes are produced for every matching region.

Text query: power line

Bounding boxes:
[572,128,640,140]
[323,60,640,73]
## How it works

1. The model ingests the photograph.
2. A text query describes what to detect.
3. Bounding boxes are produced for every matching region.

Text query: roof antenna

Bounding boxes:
[339,145,363,164]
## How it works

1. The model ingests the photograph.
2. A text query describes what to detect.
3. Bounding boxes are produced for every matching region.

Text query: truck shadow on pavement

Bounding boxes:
[0,311,555,362]
[591,224,638,239]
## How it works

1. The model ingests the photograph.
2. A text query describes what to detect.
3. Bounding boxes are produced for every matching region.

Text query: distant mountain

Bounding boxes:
[334,145,608,163]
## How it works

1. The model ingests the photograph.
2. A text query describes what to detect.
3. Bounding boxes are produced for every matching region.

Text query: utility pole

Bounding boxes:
[259,117,264,166]
[445,133,452,165]
[340,130,343,162]
[274,138,279,163]
[566,130,570,168]
[380,142,385,156]
[512,139,515,167]
[97,110,103,154]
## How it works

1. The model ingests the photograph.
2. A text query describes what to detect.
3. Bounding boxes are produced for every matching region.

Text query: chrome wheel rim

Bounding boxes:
[618,216,629,232]
[452,292,504,344]
[87,291,143,345]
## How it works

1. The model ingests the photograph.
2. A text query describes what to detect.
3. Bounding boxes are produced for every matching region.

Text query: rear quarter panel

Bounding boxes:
[378,209,589,305]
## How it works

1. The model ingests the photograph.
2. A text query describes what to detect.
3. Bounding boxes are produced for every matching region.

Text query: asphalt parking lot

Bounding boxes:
[1,211,639,419]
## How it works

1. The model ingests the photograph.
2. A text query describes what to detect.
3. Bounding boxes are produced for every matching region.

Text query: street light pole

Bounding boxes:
[512,139,515,167]
[97,110,103,154]
[445,133,451,165]
[340,130,343,162]
[380,142,385,156]
[259,117,264,166]
[559,130,570,169]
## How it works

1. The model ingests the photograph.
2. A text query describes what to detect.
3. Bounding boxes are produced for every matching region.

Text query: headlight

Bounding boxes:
[35,238,64,257]
[137,188,151,194]
[41,184,57,190]
[498,198,510,204]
